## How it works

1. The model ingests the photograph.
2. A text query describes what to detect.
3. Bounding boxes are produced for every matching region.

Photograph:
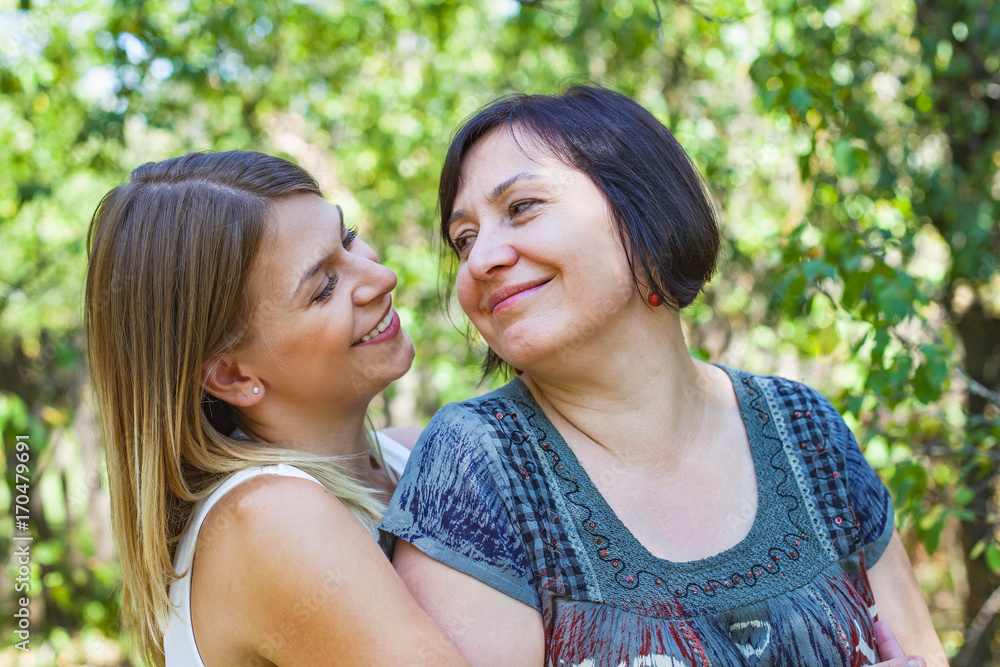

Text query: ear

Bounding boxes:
[201,354,263,407]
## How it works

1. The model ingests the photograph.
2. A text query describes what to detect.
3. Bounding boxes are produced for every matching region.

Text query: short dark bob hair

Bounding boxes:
[438,85,720,377]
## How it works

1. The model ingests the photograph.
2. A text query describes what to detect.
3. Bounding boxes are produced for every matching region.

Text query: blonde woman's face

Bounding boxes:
[241,193,414,410]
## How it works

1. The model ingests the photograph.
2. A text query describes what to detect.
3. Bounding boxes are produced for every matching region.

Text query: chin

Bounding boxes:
[493,336,556,374]
[375,333,416,384]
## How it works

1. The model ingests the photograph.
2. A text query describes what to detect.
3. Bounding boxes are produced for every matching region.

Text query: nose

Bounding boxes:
[466,223,518,280]
[351,241,398,306]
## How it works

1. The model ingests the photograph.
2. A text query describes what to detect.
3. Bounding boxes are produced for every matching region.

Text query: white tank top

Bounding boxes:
[162,433,411,666]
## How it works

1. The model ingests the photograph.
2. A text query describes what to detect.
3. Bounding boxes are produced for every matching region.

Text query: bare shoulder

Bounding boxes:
[200,471,362,537]
[190,471,467,665]
[194,471,386,604]
[190,473,383,664]
[379,426,423,450]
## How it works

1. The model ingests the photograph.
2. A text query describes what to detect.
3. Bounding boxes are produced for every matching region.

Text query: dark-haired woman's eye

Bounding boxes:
[343,226,358,248]
[451,233,475,259]
[509,200,537,217]
[314,275,338,303]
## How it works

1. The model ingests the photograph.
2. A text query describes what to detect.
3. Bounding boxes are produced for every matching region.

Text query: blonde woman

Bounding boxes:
[85,151,465,666]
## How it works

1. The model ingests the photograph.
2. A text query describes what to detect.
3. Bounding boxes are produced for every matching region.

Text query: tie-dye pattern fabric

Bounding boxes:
[381,366,894,666]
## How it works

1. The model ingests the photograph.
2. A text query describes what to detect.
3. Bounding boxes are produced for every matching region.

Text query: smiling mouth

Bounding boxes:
[357,308,394,344]
[488,278,552,314]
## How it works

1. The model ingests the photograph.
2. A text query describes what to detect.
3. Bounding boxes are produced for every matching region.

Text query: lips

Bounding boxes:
[353,303,397,346]
[487,278,551,313]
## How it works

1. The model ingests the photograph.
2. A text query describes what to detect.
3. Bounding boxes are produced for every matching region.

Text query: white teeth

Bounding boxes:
[359,310,393,343]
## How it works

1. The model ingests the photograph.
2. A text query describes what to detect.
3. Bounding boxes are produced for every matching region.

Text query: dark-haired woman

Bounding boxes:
[381,87,947,666]
[86,151,465,666]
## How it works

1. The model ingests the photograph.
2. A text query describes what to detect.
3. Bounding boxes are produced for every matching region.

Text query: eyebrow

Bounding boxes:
[293,204,345,300]
[447,172,543,229]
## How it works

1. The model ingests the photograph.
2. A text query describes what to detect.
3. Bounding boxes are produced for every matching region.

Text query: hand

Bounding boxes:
[874,620,926,667]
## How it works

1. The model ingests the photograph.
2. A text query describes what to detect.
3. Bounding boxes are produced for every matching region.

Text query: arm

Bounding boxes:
[380,402,548,665]
[393,539,545,667]
[190,475,466,666]
[869,530,949,666]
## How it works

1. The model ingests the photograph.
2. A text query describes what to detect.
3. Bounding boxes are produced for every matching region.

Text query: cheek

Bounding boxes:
[455,269,481,320]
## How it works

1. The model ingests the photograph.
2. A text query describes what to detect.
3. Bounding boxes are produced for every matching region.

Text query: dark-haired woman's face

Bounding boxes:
[447,128,642,373]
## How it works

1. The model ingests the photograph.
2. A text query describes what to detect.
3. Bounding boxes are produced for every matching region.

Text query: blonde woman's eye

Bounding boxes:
[343,226,358,248]
[314,275,338,303]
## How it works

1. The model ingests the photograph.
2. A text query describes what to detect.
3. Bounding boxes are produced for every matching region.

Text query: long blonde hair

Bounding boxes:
[85,151,387,665]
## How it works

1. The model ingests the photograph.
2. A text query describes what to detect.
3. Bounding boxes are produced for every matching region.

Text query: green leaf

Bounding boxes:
[833,139,859,175]
[816,323,840,355]
[918,512,945,555]
[985,543,1000,574]
[789,87,813,113]
[914,345,948,403]
[870,326,892,366]
[954,486,974,506]
[872,274,909,324]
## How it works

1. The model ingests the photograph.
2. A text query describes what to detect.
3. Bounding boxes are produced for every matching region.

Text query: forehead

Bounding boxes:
[264,193,340,253]
[456,127,573,196]
[466,127,548,168]
[250,193,340,289]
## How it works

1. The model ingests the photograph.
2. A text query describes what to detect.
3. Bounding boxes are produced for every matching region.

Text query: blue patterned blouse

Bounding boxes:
[381,366,895,666]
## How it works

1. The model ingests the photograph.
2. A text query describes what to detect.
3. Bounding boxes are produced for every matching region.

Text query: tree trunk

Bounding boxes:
[955,307,1000,665]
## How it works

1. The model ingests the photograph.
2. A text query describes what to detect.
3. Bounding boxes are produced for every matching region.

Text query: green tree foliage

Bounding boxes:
[749,1,1000,662]
[1,0,997,663]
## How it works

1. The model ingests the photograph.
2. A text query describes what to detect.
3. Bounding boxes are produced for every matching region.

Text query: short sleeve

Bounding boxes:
[816,391,895,566]
[380,402,540,610]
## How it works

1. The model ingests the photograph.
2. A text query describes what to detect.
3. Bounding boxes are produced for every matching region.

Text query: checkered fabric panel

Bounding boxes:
[471,395,592,602]
[767,376,881,559]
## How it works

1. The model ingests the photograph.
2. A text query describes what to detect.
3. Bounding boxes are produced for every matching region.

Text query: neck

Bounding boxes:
[239,396,375,479]
[519,311,721,466]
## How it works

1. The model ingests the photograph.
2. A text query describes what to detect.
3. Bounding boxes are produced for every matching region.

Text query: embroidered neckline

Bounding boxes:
[497,366,823,614]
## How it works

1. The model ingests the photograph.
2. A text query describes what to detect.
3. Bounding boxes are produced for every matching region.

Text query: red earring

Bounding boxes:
[647,291,663,307]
